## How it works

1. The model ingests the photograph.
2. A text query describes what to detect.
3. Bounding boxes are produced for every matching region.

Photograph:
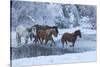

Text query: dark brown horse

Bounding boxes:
[61,30,82,51]
[37,28,58,46]
[32,24,59,35]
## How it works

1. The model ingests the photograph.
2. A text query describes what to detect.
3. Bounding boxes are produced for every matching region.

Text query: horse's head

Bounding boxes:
[50,29,58,37]
[52,26,59,36]
[74,30,82,38]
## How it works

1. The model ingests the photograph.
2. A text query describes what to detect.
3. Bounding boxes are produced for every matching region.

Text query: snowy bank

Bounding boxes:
[12,51,96,67]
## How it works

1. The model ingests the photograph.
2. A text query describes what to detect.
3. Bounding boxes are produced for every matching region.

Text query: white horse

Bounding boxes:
[16,25,37,46]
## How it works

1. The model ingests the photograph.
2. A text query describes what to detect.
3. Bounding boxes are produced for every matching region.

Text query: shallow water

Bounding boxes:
[11,34,96,60]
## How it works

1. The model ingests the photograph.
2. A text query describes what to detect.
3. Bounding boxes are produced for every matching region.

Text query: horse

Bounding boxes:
[16,25,37,46]
[30,24,59,43]
[37,28,58,47]
[61,30,82,51]
[32,24,58,34]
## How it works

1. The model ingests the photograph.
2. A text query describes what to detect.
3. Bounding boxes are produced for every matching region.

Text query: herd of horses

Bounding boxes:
[16,24,82,51]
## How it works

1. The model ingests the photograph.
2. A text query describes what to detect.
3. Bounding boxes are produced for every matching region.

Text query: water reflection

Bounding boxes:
[11,44,75,60]
[11,43,96,60]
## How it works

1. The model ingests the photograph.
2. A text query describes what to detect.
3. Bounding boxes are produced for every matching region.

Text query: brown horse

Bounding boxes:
[37,28,58,46]
[30,25,59,44]
[61,30,82,51]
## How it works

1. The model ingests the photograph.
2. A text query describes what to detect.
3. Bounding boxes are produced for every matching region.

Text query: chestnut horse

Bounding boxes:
[61,30,82,51]
[37,28,58,46]
[30,24,59,44]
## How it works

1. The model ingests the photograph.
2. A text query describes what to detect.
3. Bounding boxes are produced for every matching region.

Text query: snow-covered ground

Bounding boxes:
[12,51,96,67]
[11,27,96,67]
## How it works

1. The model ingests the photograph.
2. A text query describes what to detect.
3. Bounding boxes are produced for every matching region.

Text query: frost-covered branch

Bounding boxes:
[26,15,36,23]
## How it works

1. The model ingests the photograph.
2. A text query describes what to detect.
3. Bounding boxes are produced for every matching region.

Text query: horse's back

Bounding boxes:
[16,25,25,32]
[62,33,71,38]
[61,32,74,42]
[16,25,29,37]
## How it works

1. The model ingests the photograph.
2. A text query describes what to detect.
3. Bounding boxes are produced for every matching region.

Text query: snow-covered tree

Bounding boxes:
[11,1,96,29]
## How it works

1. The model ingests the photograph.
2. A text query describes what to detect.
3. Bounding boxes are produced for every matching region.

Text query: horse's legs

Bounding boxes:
[33,36,38,44]
[39,38,42,44]
[25,37,29,44]
[37,37,40,44]
[72,42,75,52]
[38,37,43,45]
[29,33,33,41]
[70,41,75,47]
[51,38,56,47]
[61,39,65,48]
[65,41,67,47]
[62,43,64,48]
[19,36,21,45]
[16,33,21,46]
[25,39,28,44]
[45,39,48,46]
[41,39,44,45]
[16,34,19,45]
[39,38,43,45]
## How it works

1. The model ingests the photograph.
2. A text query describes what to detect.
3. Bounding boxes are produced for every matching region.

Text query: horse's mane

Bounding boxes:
[52,26,59,34]
[73,29,81,37]
[74,30,80,33]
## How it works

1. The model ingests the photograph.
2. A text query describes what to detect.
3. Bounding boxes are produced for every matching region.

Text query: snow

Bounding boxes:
[58,27,96,35]
[12,51,96,66]
[11,1,96,30]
